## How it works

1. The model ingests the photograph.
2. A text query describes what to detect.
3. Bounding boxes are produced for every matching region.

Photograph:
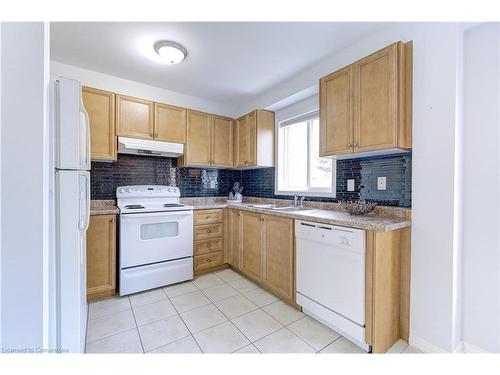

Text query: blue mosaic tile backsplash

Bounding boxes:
[91,152,412,207]
[240,153,412,207]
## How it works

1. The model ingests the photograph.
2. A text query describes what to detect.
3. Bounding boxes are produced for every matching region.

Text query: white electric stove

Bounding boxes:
[116,185,193,295]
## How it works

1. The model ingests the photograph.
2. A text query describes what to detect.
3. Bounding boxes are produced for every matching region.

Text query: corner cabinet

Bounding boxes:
[180,111,234,168]
[228,209,295,303]
[116,94,154,140]
[235,110,275,168]
[86,215,116,301]
[82,87,116,161]
[320,41,412,158]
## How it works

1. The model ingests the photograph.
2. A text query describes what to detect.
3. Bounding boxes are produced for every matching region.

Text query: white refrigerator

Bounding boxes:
[54,77,91,353]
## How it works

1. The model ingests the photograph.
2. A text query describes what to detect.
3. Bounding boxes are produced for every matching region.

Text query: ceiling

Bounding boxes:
[50,22,388,108]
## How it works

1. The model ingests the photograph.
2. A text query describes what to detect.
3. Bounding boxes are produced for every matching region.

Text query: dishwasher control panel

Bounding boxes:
[295,220,365,253]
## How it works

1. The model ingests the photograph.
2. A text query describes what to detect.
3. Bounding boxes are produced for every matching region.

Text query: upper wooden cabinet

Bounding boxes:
[184,110,212,166]
[116,94,154,140]
[235,110,275,168]
[181,112,234,168]
[82,87,116,161]
[320,41,412,157]
[211,115,233,167]
[154,103,186,143]
[319,66,354,156]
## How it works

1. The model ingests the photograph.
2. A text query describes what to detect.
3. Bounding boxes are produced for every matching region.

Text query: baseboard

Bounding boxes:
[409,334,447,353]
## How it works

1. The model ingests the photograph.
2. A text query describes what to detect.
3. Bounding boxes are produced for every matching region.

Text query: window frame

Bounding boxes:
[275,106,337,198]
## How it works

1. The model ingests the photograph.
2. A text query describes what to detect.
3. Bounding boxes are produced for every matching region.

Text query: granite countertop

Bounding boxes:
[90,200,119,216]
[182,197,411,232]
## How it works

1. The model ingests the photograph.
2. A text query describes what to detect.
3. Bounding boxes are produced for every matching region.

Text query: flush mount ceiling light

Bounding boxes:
[153,41,187,64]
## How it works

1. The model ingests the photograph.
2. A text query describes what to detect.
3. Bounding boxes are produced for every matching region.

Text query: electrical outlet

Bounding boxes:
[377,176,387,190]
[210,180,216,189]
[347,179,355,192]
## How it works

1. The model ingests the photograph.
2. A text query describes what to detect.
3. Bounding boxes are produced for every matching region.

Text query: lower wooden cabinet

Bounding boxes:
[240,211,263,283]
[227,209,241,268]
[261,214,294,301]
[193,209,225,274]
[86,215,116,301]
[228,209,295,303]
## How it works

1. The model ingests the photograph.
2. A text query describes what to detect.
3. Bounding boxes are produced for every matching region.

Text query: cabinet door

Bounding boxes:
[154,103,186,143]
[354,43,398,152]
[247,111,257,166]
[319,66,354,156]
[86,215,116,300]
[236,116,248,167]
[82,87,116,161]
[211,115,233,167]
[261,215,294,301]
[228,209,242,269]
[240,211,262,282]
[185,110,212,166]
[116,94,154,139]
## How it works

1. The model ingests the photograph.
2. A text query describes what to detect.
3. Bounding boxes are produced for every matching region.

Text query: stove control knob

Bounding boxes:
[126,188,132,193]
[118,188,125,194]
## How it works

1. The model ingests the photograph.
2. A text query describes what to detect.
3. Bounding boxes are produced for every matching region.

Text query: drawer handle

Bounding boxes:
[207,244,211,248]
[205,216,210,219]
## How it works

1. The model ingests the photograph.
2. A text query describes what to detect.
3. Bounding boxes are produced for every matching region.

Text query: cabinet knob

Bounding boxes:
[207,229,212,233]
[353,143,358,148]
[207,244,211,248]
[207,258,212,263]
[347,143,352,148]
[205,216,210,219]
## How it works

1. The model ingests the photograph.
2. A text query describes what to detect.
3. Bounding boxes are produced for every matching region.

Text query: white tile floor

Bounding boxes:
[85,268,424,354]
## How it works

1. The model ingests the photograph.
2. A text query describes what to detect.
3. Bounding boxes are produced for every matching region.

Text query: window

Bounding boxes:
[276,110,336,197]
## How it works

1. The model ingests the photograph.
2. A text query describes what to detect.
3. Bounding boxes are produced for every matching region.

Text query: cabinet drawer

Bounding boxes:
[195,252,223,271]
[195,238,223,256]
[194,209,224,225]
[194,223,224,241]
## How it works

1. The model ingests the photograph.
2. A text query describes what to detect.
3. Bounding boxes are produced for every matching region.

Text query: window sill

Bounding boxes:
[275,190,336,199]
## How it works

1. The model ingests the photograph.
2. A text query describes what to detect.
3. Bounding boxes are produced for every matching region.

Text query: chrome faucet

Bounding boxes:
[293,194,298,206]
[299,196,305,208]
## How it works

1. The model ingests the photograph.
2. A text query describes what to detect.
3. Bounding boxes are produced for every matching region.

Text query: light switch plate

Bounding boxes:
[377,176,387,190]
[347,179,355,192]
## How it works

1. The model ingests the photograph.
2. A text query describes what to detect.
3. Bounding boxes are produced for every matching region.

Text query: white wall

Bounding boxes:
[51,61,236,118]
[0,22,50,350]
[245,23,464,352]
[461,23,500,353]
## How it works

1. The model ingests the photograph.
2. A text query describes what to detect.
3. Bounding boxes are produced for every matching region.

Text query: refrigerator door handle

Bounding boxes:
[80,104,91,170]
[78,173,91,231]
[84,172,90,231]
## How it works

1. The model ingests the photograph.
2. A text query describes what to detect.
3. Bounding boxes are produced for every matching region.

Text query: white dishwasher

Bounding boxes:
[295,220,369,351]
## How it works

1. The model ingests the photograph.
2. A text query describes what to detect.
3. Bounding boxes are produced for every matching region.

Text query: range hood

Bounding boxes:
[117,137,183,158]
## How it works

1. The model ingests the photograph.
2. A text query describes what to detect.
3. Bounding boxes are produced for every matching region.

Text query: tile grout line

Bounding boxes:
[199,273,262,353]
[162,286,205,354]
[127,296,146,353]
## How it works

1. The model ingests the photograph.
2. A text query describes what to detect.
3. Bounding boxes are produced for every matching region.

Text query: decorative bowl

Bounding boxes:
[339,200,377,216]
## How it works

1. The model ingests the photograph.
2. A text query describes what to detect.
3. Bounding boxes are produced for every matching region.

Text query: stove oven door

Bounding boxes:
[120,210,193,269]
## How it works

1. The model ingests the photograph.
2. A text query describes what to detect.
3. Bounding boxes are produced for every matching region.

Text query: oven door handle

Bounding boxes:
[121,210,193,219]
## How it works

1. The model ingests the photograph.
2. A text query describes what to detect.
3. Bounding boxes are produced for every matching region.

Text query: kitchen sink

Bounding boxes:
[249,204,313,212]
